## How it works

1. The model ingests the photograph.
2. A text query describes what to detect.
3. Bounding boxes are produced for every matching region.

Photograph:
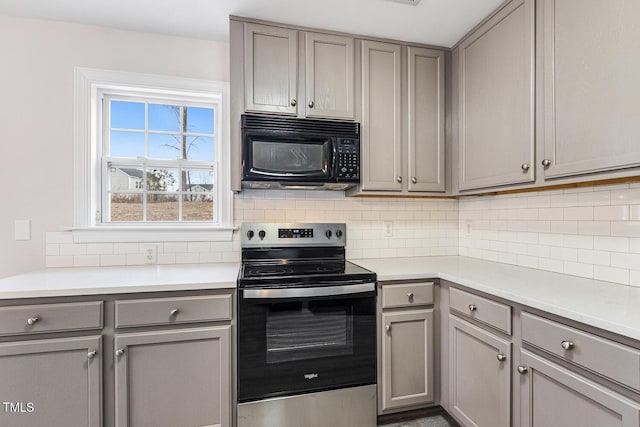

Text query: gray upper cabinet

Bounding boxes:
[305,32,355,119]
[0,336,102,427]
[114,326,230,427]
[519,350,640,427]
[449,315,511,427]
[244,23,354,120]
[407,47,446,192]
[541,0,640,178]
[457,0,535,191]
[361,40,403,191]
[244,23,298,115]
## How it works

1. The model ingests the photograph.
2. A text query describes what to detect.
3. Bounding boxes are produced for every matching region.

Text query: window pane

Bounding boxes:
[182,194,214,221]
[146,168,179,192]
[147,194,178,221]
[109,166,144,191]
[184,169,214,192]
[110,194,143,222]
[148,133,181,159]
[111,101,144,130]
[110,131,144,158]
[186,107,214,134]
[185,136,214,161]
[148,104,181,132]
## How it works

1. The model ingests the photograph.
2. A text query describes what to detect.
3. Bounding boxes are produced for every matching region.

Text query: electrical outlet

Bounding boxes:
[383,221,393,237]
[143,245,157,264]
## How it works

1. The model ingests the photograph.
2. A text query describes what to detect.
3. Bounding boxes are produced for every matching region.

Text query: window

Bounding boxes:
[74,68,233,242]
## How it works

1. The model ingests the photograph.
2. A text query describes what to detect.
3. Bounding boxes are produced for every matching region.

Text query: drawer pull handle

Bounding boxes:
[27,316,39,325]
[561,340,574,351]
[517,365,528,375]
[115,348,126,357]
[87,351,97,359]
[496,354,507,362]
[468,304,477,312]
[170,308,179,317]
[290,99,297,107]
[407,292,414,301]
[385,324,392,333]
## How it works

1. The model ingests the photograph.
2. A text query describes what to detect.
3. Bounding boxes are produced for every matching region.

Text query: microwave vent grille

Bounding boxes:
[241,114,359,136]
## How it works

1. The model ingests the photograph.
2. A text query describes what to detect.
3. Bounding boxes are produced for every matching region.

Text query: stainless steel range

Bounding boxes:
[237,223,377,427]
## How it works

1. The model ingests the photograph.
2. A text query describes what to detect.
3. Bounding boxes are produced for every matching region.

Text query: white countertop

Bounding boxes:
[3,256,640,342]
[0,263,240,299]
[353,256,640,342]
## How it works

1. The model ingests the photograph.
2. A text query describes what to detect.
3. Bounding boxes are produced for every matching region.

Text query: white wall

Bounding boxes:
[459,183,640,287]
[0,14,229,278]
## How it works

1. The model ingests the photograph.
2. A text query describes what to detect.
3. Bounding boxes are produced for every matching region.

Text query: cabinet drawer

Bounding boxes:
[115,294,232,328]
[0,301,103,336]
[449,287,511,335]
[522,312,640,391]
[382,282,434,308]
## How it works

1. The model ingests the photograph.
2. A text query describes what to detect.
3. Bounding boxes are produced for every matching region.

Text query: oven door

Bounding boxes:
[237,282,376,402]
[242,131,335,181]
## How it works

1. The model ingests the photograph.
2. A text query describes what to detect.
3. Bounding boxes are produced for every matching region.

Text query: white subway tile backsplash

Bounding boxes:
[100,254,127,267]
[73,255,100,267]
[594,206,629,221]
[578,191,610,206]
[594,266,629,284]
[564,261,594,279]
[594,236,629,252]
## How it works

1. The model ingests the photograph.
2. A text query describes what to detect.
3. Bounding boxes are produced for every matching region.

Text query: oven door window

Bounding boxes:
[266,301,352,364]
[247,136,332,179]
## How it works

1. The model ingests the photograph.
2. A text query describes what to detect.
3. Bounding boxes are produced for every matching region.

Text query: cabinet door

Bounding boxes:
[449,315,511,427]
[407,47,445,192]
[244,23,298,115]
[361,40,402,191]
[305,32,354,119]
[542,0,640,178]
[380,308,434,411]
[458,0,535,190]
[114,326,230,427]
[0,336,101,427]
[519,350,640,427]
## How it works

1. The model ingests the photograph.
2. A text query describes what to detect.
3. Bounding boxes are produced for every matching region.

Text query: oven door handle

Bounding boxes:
[242,282,375,299]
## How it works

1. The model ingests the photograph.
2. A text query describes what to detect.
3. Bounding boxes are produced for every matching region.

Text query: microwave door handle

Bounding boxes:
[243,282,375,299]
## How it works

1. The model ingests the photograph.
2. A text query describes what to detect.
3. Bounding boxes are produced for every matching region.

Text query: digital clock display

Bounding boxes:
[278,228,314,238]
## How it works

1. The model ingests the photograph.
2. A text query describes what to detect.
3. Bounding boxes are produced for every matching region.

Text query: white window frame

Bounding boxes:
[73,68,234,243]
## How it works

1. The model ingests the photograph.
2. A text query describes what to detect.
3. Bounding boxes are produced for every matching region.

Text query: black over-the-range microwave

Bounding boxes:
[241,114,361,190]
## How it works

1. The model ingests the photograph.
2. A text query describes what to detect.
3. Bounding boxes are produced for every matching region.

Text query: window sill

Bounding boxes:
[69,226,236,243]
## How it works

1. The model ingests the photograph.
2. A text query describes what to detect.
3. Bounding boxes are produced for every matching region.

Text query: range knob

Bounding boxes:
[246,230,254,240]
[258,230,266,240]
[325,230,332,239]
[336,230,343,239]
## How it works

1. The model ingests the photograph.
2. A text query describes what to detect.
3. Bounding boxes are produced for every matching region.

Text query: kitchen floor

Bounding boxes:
[380,415,452,427]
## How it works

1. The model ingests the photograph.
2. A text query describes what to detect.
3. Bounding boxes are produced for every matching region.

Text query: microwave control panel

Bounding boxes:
[336,139,360,181]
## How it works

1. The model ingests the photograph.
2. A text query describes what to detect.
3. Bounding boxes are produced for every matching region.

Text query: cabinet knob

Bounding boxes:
[27,316,39,325]
[542,159,552,168]
[170,308,179,317]
[468,304,477,312]
[290,99,297,107]
[407,292,414,301]
[115,348,126,357]
[561,340,574,351]
[496,353,507,362]
[308,101,314,108]
[411,177,417,184]
[87,351,97,359]
[521,163,531,172]
[396,176,403,183]
[385,324,392,332]
[517,365,529,375]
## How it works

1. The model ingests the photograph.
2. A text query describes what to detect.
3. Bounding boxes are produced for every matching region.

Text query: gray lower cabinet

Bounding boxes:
[448,315,511,427]
[0,335,102,427]
[114,326,230,427]
[457,0,535,191]
[518,350,640,427]
[542,0,640,179]
[380,308,434,412]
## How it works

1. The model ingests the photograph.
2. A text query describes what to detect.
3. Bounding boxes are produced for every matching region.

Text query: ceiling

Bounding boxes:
[0,0,504,48]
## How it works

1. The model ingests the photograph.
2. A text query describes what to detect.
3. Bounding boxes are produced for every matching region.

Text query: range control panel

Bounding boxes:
[242,223,346,247]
